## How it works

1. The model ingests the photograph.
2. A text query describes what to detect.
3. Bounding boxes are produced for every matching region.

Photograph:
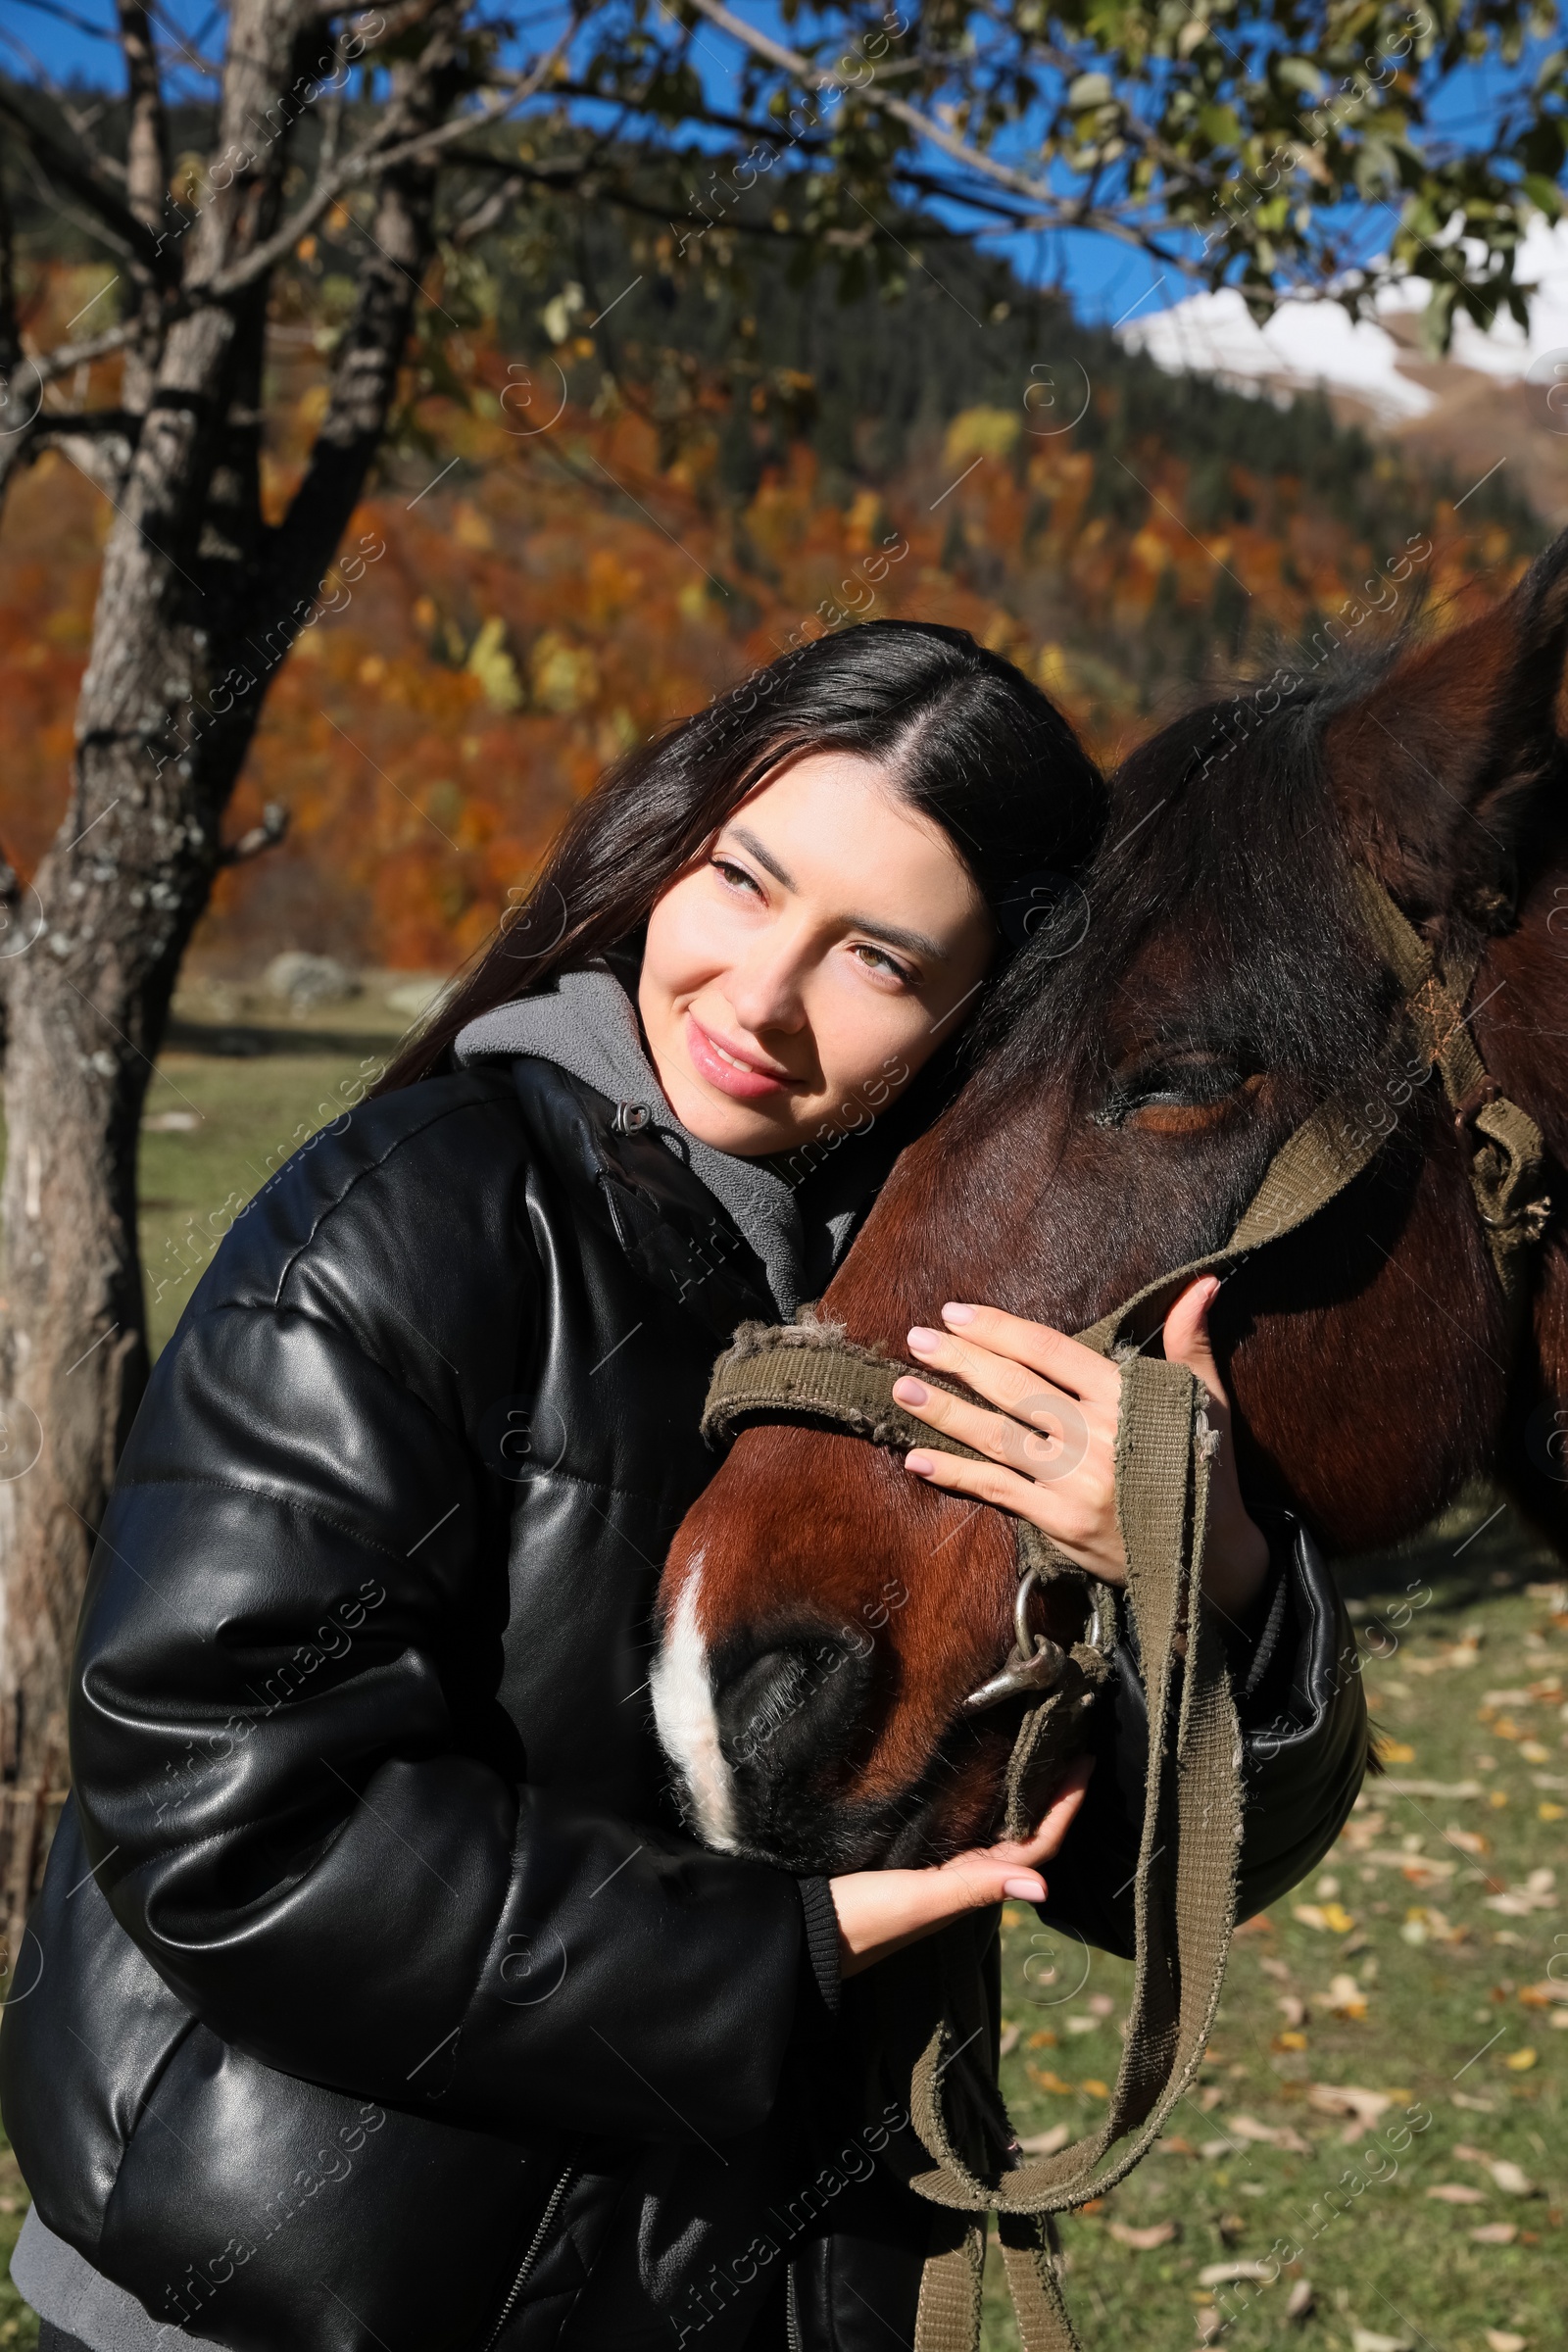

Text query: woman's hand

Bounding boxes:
[829,1757,1092,1978]
[891,1276,1269,1623]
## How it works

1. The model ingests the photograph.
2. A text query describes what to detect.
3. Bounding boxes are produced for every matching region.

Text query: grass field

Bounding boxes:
[989,1506,1565,2352]
[5,993,1563,2349]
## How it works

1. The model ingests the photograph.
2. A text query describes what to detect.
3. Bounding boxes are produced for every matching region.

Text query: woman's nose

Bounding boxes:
[724,948,809,1037]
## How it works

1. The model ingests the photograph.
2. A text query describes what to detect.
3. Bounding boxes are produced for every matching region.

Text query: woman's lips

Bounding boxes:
[684,1011,795,1102]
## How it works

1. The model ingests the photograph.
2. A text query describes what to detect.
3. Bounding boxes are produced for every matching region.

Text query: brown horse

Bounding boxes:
[651,531,1568,1877]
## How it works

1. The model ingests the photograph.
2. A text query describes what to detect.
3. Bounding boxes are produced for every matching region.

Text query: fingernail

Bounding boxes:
[942,1302,976,1325]
[905,1449,935,1476]
[1003,1876,1046,1901]
[893,1377,930,1406]
[906,1326,941,1354]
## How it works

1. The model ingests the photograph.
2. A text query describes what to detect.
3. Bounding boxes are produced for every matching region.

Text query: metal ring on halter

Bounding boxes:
[964,1564,1086,1714]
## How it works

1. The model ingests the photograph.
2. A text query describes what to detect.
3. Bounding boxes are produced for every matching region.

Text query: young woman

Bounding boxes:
[4,623,1364,2352]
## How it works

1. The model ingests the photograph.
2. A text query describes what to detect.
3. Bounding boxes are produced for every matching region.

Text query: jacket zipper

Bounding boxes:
[479,2162,577,2352]
[784,2267,802,2352]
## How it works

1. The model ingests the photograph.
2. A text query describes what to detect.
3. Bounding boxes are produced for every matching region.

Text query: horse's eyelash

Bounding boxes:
[1097,1058,1244,1123]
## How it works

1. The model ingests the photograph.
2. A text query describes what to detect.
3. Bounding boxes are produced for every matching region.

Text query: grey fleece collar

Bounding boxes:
[454,967,815,1316]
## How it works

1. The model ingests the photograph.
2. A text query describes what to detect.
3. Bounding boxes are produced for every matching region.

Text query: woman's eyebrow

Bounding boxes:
[726,825,946,963]
[729,825,795,888]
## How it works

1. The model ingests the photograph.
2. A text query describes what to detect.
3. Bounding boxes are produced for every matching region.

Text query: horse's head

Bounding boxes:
[653,535,1568,1873]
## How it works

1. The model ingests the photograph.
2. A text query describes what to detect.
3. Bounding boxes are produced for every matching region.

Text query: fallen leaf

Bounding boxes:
[999,2024,1020,2058]
[1487,2159,1537,2196]
[1227,2114,1314,2155]
[1027,2028,1058,2048]
[1306,2084,1392,2133]
[1017,2124,1071,2155]
[1294,1901,1356,1934]
[1426,2183,1488,2204]
[1273,2030,1309,2052]
[1027,2067,1075,2095]
[1378,1779,1483,1798]
[1445,1825,1490,1856]
[1470,2223,1519,2244]
[1503,2048,1538,2071]
[1486,2334,1528,2352]
[1198,2260,1276,2286]
[1286,2277,1315,2322]
[1106,2219,1178,2250]
[1519,1982,1568,2008]
[1350,2330,1414,2352]
[1278,1994,1309,2027]
[1080,2078,1110,2098]
[1538,1802,1565,1822]
[1376,1740,1416,1764]
[1320,1973,1369,2020]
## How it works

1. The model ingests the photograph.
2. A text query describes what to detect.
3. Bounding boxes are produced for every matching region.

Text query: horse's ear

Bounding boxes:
[1324,526,1568,928]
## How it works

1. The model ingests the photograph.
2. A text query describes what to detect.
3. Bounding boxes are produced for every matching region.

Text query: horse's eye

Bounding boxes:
[1097,1056,1248,1131]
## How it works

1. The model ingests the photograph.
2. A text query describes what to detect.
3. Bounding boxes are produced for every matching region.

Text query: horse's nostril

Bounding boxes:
[710,1628,873,1779]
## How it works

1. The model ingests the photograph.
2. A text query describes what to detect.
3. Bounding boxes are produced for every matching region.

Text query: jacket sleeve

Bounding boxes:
[70,1288,809,2150]
[1037,1513,1368,1957]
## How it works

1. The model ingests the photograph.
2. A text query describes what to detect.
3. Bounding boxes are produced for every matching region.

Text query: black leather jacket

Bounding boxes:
[2,1058,1367,2352]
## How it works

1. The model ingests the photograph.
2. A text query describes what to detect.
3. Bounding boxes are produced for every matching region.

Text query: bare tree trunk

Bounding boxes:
[0,0,457,1912]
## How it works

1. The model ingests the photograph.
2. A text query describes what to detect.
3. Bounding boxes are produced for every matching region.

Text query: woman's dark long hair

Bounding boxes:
[376,620,1107,1091]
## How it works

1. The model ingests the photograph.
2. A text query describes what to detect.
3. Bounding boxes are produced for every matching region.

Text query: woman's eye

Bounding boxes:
[711,857,764,899]
[850,942,915,986]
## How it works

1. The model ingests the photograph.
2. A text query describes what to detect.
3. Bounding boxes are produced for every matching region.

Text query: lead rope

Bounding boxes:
[903,1356,1238,2352]
[699,876,1552,2352]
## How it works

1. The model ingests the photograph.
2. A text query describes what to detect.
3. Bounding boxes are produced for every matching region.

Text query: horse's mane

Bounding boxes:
[969,659,1406,1115]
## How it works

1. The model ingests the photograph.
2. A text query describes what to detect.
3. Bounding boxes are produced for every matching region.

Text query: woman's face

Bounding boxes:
[639,750,997,1156]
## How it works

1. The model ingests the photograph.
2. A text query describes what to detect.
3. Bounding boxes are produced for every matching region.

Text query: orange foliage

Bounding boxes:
[0,302,1531,974]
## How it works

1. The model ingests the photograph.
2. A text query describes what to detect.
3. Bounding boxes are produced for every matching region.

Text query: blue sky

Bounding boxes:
[3,0,1553,329]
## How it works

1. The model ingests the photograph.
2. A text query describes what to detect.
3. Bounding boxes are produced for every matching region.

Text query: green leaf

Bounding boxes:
[1198,102,1242,146]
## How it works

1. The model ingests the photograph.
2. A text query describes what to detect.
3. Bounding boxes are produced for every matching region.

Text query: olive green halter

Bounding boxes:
[698,876,1550,2352]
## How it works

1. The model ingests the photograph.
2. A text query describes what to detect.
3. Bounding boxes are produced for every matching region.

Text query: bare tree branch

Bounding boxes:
[201,13,586,301]
[35,407,140,435]
[116,0,174,414]
[117,0,171,233]
[263,1,474,645]
[218,801,288,863]
[678,0,1175,247]
[8,0,119,38]
[0,88,169,272]
[16,318,142,389]
[448,170,526,244]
